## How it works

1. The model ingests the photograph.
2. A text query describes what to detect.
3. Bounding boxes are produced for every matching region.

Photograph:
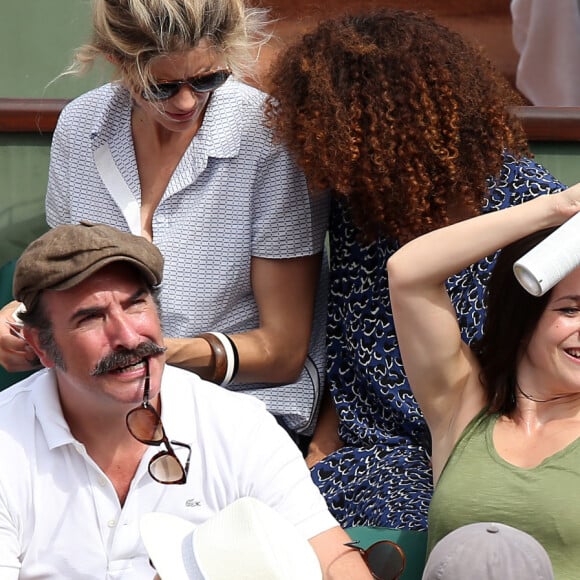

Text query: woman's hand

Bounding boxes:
[305,443,339,469]
[0,301,41,372]
[305,389,343,468]
[553,182,580,221]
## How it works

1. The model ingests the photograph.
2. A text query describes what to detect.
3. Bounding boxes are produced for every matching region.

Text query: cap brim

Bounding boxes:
[52,255,160,292]
[140,512,197,580]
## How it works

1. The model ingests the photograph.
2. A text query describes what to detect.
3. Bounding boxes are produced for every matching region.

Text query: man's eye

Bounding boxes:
[78,313,101,324]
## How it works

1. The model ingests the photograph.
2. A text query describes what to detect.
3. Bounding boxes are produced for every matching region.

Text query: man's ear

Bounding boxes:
[22,327,56,369]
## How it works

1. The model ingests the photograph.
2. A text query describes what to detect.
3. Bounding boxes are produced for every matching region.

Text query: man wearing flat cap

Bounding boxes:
[0,222,370,579]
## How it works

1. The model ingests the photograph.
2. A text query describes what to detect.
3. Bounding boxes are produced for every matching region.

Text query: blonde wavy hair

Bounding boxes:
[68,0,269,91]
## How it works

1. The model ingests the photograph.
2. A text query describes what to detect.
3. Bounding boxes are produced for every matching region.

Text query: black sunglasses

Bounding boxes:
[126,359,191,484]
[142,69,231,101]
[345,540,406,580]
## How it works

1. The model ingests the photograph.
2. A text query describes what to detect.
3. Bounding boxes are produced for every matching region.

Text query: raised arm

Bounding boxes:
[387,184,580,470]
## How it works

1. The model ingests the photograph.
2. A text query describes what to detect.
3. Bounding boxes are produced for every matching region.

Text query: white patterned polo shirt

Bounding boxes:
[46,79,328,434]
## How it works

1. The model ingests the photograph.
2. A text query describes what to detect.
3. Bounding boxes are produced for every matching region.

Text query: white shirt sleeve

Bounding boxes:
[228,402,338,539]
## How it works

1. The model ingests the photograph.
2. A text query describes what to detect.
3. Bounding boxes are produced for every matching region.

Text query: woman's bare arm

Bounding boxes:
[387,185,580,468]
[165,253,322,384]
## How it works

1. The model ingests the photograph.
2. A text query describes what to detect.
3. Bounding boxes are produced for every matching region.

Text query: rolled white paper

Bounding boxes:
[513,212,580,296]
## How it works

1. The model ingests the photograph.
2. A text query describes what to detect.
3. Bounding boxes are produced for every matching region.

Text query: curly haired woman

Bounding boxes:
[265,9,566,530]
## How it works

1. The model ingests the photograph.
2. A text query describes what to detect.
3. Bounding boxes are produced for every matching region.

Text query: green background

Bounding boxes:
[0,0,110,99]
[0,1,579,265]
[0,0,110,261]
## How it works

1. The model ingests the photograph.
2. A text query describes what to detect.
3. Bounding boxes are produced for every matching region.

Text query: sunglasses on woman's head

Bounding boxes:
[125,359,191,484]
[344,540,406,580]
[141,69,231,101]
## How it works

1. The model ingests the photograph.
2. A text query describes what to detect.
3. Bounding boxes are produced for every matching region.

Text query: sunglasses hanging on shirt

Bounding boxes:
[125,358,191,484]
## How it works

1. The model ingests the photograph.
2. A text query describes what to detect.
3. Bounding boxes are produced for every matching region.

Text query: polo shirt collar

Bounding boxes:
[197,78,243,159]
[89,79,243,160]
[157,366,196,447]
[31,367,195,453]
[31,369,77,450]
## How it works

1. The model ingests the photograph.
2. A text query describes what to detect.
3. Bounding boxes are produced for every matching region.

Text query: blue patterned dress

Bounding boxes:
[311,155,565,530]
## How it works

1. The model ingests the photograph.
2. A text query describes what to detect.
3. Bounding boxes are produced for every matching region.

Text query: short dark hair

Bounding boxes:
[473,227,558,415]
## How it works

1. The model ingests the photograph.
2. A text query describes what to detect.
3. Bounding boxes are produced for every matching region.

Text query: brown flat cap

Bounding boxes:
[14,221,164,310]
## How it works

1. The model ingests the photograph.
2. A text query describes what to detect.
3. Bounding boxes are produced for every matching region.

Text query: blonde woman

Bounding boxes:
[1,0,328,441]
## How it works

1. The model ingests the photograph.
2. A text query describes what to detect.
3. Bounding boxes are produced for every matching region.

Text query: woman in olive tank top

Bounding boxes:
[389,183,580,579]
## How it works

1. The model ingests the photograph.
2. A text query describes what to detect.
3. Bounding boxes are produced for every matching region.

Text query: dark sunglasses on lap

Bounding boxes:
[345,540,406,580]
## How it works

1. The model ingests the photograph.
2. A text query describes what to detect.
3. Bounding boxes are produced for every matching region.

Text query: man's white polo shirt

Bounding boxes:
[0,365,337,579]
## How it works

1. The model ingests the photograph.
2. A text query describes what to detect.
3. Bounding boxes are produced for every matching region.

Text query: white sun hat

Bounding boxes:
[140,497,323,580]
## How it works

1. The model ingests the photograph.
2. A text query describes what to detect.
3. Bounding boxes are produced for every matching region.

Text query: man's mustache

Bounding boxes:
[91,341,166,376]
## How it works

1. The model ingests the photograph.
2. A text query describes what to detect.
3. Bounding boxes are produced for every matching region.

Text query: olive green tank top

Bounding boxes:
[428,410,580,579]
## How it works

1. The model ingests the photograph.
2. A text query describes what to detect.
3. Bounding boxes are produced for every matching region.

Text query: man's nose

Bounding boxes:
[106,312,141,349]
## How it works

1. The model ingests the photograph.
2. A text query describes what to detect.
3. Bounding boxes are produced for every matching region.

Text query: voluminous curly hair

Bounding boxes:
[68,0,269,90]
[264,9,529,243]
